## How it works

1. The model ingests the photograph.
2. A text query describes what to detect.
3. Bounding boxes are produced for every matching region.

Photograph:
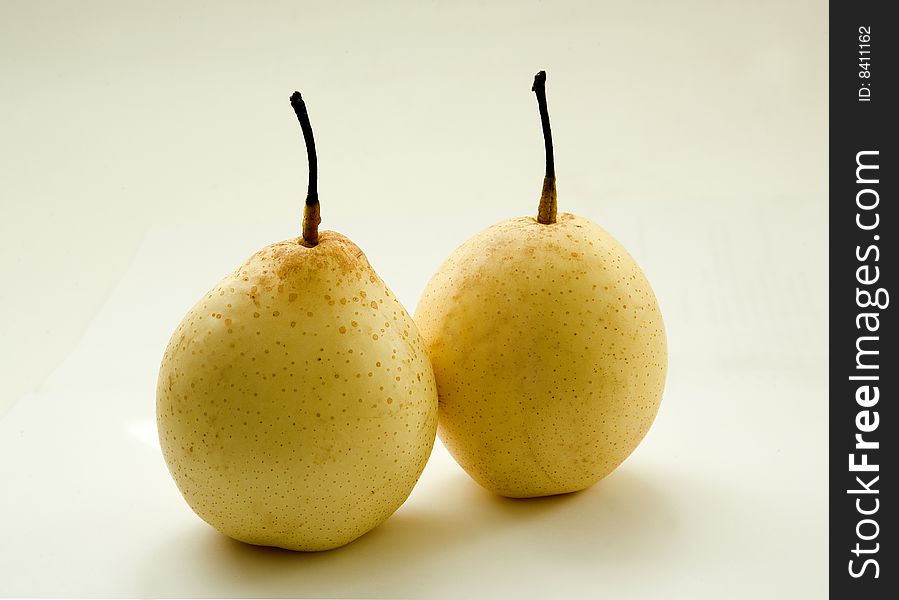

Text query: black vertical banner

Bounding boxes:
[830,0,896,596]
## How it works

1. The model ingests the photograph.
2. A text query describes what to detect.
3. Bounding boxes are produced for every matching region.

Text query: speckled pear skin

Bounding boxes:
[157,231,438,551]
[414,213,666,498]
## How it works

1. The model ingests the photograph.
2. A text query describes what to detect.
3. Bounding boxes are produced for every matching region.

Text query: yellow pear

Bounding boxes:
[414,72,666,498]
[157,92,438,551]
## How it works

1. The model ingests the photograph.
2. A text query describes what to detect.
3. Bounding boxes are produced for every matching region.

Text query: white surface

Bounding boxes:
[1,213,826,598]
[1,1,826,598]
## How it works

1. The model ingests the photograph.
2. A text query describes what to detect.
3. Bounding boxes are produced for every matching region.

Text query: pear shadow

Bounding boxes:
[442,466,682,565]
[139,466,680,598]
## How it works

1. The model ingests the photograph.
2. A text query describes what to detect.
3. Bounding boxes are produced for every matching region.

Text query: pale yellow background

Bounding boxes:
[1,1,826,597]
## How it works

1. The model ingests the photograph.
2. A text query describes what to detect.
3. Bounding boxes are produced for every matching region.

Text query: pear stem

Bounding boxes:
[532,71,557,225]
[290,91,321,246]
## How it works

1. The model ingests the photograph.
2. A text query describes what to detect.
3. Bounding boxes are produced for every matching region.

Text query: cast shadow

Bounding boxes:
[139,467,680,598]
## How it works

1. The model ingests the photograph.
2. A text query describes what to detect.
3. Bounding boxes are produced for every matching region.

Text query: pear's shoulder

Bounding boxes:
[235,232,373,283]
[473,212,608,242]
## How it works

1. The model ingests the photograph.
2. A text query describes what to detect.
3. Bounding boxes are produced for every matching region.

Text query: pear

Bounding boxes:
[414,72,667,498]
[157,92,438,551]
